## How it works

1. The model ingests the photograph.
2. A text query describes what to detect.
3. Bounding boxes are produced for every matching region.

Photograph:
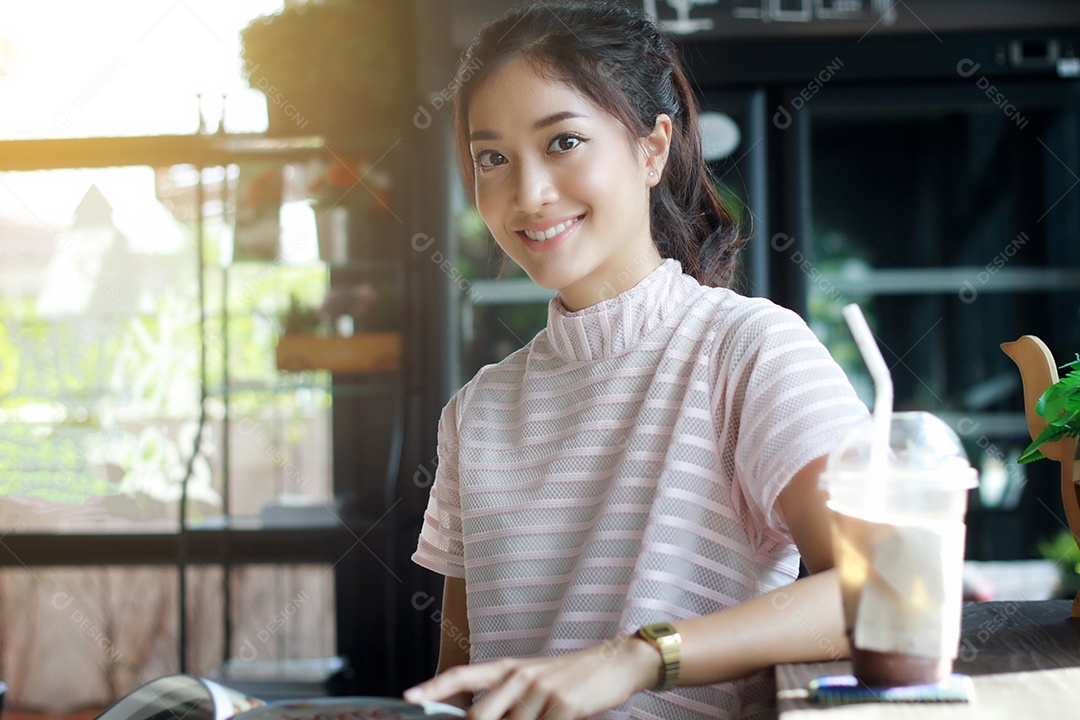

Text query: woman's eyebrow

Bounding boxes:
[469,111,587,142]
[533,110,585,130]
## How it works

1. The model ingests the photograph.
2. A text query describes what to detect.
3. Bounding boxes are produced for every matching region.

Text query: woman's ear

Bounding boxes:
[643,113,673,187]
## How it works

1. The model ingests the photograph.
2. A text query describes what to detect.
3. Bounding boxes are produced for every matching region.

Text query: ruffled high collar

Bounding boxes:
[543,259,695,362]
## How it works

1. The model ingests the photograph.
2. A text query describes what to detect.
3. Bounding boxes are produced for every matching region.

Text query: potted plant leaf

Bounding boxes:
[1004,338,1080,616]
[278,292,325,336]
[275,291,399,374]
[1018,354,1080,464]
[1037,528,1080,600]
[239,0,408,141]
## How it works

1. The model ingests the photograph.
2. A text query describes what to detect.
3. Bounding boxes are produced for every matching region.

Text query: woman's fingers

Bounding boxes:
[407,658,568,720]
[404,660,511,704]
[467,662,541,720]
[508,682,562,720]
[405,642,648,719]
[491,659,591,720]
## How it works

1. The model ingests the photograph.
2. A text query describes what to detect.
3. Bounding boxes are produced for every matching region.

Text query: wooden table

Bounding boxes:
[776,601,1080,718]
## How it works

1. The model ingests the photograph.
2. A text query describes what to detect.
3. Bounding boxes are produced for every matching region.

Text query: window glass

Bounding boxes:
[0,1,281,139]
[0,164,333,531]
[0,564,334,711]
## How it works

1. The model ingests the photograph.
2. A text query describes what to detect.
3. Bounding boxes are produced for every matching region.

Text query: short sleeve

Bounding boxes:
[725,304,868,543]
[412,393,466,578]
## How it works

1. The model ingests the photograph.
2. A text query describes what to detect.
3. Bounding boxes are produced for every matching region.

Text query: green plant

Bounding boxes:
[1018,354,1080,464]
[239,0,406,115]
[279,293,323,335]
[1037,528,1080,595]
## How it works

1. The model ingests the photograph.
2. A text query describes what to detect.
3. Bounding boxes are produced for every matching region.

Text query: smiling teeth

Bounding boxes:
[523,217,579,242]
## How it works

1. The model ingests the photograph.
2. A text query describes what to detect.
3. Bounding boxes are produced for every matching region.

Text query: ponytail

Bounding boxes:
[648,34,744,288]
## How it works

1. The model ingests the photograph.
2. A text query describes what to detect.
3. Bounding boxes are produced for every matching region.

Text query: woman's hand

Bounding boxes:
[404,634,660,720]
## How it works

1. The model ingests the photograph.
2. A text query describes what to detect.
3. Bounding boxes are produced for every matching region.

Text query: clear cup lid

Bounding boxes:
[824,411,978,488]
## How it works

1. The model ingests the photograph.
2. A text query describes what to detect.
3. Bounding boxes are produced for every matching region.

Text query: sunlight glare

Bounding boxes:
[0,0,282,139]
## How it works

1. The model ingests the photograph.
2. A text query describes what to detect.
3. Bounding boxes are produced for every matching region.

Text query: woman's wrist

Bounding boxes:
[634,622,683,690]
[624,634,666,693]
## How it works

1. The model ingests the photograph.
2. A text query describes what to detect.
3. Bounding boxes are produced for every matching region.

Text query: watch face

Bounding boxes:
[637,623,681,691]
[642,622,676,640]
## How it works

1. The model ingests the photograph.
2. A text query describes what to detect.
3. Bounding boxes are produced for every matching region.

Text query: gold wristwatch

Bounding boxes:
[636,621,682,691]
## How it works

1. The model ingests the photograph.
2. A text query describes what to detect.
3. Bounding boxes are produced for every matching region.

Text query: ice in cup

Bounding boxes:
[822,411,978,687]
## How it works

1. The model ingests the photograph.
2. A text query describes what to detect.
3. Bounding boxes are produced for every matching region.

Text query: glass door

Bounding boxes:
[802,82,1080,561]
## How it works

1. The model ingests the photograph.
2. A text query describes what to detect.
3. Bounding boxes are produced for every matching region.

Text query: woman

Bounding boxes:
[406,3,868,718]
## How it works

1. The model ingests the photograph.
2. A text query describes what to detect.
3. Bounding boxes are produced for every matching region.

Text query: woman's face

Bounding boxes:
[467,55,669,311]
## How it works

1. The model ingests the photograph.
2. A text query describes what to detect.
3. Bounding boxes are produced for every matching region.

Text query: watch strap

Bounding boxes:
[636,621,682,691]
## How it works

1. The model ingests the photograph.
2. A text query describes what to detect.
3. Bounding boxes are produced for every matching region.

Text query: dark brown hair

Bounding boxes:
[453,1,743,288]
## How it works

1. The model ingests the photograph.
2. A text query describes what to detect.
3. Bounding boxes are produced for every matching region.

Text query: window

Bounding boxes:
[0,2,361,711]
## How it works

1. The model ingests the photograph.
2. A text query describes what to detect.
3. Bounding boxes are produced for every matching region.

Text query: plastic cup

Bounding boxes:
[821,411,978,687]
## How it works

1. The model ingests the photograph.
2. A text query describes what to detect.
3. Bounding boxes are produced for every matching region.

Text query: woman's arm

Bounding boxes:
[405,457,847,719]
[404,569,845,719]
[434,576,473,709]
[437,576,471,673]
[775,454,835,574]
[678,453,846,685]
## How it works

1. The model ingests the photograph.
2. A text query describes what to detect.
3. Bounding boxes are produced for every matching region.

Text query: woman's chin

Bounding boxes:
[516,265,563,292]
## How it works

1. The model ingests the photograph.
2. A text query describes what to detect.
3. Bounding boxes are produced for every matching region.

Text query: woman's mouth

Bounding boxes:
[517,215,584,251]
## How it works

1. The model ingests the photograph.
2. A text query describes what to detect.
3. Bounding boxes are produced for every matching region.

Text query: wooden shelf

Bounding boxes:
[0,524,363,566]
[275,332,400,373]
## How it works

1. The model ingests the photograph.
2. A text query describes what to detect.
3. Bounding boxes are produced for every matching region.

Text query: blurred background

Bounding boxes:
[0,0,1079,713]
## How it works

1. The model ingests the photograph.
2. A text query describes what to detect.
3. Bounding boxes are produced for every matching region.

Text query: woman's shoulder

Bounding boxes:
[444,335,543,416]
[687,282,806,338]
[473,334,540,380]
[683,284,835,391]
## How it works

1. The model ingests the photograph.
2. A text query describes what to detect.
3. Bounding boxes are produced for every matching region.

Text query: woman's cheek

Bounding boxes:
[564,158,613,206]
[475,185,504,232]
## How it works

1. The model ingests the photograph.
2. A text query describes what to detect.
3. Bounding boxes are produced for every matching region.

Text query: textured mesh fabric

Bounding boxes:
[413,259,868,719]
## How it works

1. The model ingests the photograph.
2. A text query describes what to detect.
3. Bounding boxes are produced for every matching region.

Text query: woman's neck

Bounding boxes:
[557,247,664,312]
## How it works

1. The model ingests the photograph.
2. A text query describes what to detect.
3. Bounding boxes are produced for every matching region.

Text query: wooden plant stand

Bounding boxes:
[275,332,400,373]
[1002,335,1080,617]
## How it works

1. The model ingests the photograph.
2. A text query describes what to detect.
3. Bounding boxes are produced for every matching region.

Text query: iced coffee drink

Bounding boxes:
[823,412,977,687]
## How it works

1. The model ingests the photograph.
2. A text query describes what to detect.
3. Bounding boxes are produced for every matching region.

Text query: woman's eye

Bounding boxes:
[548,134,583,153]
[474,150,506,170]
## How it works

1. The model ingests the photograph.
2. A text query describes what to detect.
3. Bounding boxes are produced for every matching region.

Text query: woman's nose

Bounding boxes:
[512,159,558,214]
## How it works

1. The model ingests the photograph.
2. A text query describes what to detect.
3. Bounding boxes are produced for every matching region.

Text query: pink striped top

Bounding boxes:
[413,259,867,719]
